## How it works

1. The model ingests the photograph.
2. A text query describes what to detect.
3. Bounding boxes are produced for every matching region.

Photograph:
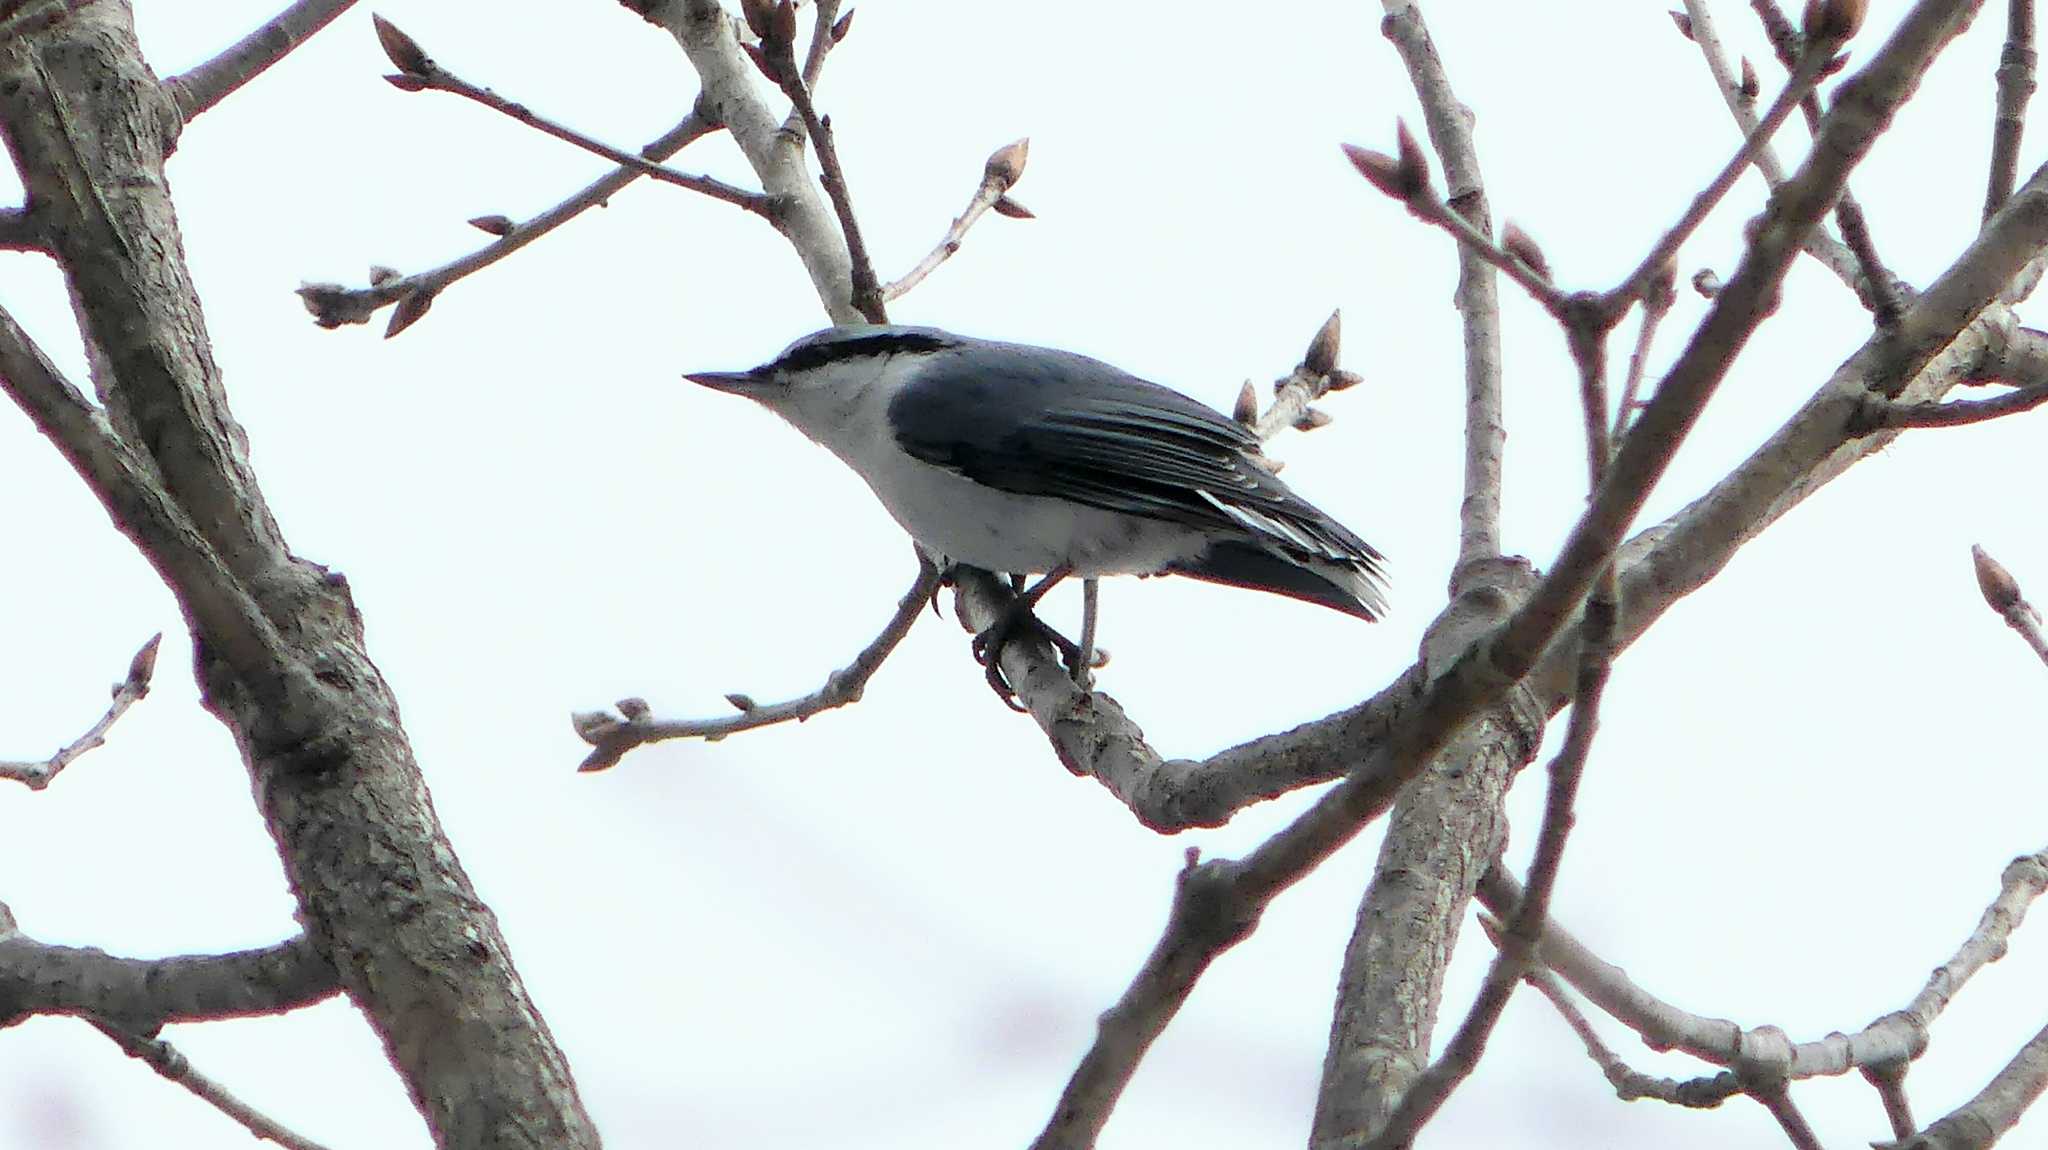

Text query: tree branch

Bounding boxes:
[1381,1,1507,570]
[0,633,159,790]
[573,550,942,770]
[298,111,719,334]
[1969,545,2048,667]
[1677,0,1872,299]
[881,137,1031,302]
[164,0,358,124]
[91,1020,336,1150]
[1856,380,2048,427]
[1989,0,2038,219]
[0,906,337,1030]
[372,18,768,216]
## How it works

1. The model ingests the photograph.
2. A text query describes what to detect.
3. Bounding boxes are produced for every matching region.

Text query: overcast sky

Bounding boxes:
[4,2,2047,1148]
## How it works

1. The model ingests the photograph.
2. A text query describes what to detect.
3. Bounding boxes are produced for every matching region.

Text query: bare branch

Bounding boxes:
[1989,0,2038,219]
[1480,847,2048,1095]
[750,10,885,321]
[1855,380,2048,427]
[91,1020,336,1150]
[373,18,768,216]
[0,633,159,790]
[1969,545,2048,666]
[1381,3,1507,570]
[1753,1083,1826,1150]
[1607,35,1835,309]
[1362,570,1617,1149]
[0,307,321,711]
[297,112,717,332]
[1886,1024,2048,1149]
[1867,1062,1921,1142]
[1613,266,1676,436]
[1512,935,1743,1108]
[164,0,358,123]
[882,137,1030,302]
[0,910,337,1030]
[574,551,942,770]
[0,206,43,251]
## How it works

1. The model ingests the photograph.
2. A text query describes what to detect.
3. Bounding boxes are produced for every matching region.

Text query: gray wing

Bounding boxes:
[887,342,1387,590]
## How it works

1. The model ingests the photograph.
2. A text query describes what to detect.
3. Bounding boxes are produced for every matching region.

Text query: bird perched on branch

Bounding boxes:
[686,325,1388,705]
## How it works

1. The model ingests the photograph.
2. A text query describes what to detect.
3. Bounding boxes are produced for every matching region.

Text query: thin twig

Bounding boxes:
[882,138,1030,302]
[1856,381,2048,428]
[799,0,843,95]
[1678,0,1871,296]
[372,20,768,216]
[1607,38,1838,309]
[760,30,885,321]
[92,1021,336,1150]
[164,0,358,123]
[1752,1083,1826,1150]
[1749,0,1908,324]
[296,113,718,333]
[1613,268,1676,437]
[575,551,942,770]
[1989,0,2039,219]
[0,634,159,790]
[1970,545,2048,667]
[1514,944,1744,1108]
[1864,1063,1919,1142]
[1380,1,1508,573]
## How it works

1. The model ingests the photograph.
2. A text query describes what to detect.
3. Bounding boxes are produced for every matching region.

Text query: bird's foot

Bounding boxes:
[972,605,1086,711]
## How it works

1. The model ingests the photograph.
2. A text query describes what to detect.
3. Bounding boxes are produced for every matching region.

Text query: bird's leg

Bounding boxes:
[1073,577,1100,691]
[971,564,1076,708]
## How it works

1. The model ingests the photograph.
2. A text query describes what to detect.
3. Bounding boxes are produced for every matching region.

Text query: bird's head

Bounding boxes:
[685,325,959,425]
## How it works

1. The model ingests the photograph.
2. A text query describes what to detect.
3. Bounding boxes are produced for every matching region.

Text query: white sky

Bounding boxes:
[3,2,2046,1148]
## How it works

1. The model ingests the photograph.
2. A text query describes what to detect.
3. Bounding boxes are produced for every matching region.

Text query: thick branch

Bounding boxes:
[164,0,358,124]
[0,908,337,1030]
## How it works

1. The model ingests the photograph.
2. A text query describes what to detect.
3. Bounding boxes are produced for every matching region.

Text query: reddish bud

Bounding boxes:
[468,214,515,236]
[1304,310,1341,376]
[383,73,428,92]
[831,8,855,42]
[724,692,757,712]
[616,697,652,721]
[1739,57,1760,101]
[372,15,434,76]
[1801,0,1865,44]
[984,137,1029,189]
[384,287,435,338]
[1973,545,2025,614]
[1668,10,1695,40]
[1293,408,1334,432]
[1501,220,1551,279]
[1233,380,1259,425]
[741,40,780,83]
[991,195,1034,219]
[740,0,779,41]
[126,634,162,689]
[1325,369,1365,392]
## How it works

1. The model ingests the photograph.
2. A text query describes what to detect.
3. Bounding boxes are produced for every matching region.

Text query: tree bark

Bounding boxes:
[0,5,598,1146]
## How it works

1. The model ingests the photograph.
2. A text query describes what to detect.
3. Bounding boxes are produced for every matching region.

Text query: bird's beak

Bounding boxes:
[684,369,773,394]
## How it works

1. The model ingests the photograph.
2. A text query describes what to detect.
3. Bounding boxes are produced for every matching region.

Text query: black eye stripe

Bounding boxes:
[773,330,953,373]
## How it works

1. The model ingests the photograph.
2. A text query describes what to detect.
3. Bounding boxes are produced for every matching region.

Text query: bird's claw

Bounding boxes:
[972,607,1088,711]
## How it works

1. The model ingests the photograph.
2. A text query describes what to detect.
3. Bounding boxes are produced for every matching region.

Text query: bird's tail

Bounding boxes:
[1169,540,1388,621]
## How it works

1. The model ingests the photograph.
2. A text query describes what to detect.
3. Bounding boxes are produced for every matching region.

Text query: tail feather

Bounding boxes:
[1168,540,1387,621]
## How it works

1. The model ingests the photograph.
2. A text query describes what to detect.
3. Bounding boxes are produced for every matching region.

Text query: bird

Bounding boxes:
[685,325,1389,704]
